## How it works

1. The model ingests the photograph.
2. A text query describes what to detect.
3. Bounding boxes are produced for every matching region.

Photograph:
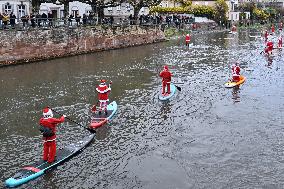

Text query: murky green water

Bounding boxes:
[1,30,283,188]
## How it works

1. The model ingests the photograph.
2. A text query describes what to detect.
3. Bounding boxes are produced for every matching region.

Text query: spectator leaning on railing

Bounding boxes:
[0,13,3,28]
[10,12,16,28]
[2,12,9,29]
[30,13,36,28]
[75,14,81,26]
[48,12,53,27]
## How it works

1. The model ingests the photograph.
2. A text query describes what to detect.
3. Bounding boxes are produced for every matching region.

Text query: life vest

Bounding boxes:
[39,125,54,137]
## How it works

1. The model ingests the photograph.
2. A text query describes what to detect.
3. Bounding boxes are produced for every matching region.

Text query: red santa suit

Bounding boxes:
[96,80,111,113]
[266,41,274,54]
[185,34,191,46]
[279,22,283,31]
[232,64,240,82]
[278,36,283,48]
[39,108,65,163]
[159,65,172,95]
[271,25,275,33]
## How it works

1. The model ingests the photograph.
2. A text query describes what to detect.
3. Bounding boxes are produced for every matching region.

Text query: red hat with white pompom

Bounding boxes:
[164,65,169,70]
[43,107,53,118]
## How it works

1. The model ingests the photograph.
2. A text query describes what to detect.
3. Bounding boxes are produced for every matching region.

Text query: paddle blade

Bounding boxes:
[86,127,96,133]
[91,105,96,112]
[175,85,181,91]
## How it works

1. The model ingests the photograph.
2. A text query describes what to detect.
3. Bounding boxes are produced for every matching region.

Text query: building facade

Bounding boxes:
[0,0,31,17]
[39,3,64,18]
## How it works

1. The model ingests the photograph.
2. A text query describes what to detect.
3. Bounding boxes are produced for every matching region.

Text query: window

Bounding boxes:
[4,3,12,13]
[71,6,79,16]
[117,5,121,11]
[18,4,26,18]
[126,3,131,11]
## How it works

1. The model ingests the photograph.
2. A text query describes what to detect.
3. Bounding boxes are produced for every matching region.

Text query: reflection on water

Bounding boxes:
[231,86,241,103]
[265,55,273,68]
[0,30,284,188]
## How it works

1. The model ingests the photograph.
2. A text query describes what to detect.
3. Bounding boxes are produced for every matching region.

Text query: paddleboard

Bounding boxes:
[5,133,95,188]
[89,101,117,129]
[158,84,177,101]
[224,75,246,88]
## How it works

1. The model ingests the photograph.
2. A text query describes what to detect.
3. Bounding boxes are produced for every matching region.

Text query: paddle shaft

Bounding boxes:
[50,108,95,133]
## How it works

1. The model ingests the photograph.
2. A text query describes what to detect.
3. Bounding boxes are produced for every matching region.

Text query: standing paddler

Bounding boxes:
[278,35,283,48]
[231,62,241,82]
[264,30,268,42]
[185,33,191,47]
[160,65,172,95]
[96,79,111,115]
[39,107,66,163]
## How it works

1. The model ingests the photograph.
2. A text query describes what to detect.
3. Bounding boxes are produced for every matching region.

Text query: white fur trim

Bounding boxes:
[96,87,111,93]
[43,138,56,142]
[43,109,53,118]
[99,99,109,102]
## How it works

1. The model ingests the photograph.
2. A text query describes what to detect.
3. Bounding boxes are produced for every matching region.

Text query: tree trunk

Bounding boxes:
[133,6,141,25]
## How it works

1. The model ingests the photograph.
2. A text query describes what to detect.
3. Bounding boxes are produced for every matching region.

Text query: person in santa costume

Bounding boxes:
[279,22,283,31]
[278,35,283,48]
[232,62,241,82]
[159,65,172,95]
[39,107,65,163]
[96,79,111,115]
[185,33,191,47]
[264,30,268,42]
[271,24,275,33]
[265,39,274,55]
[231,25,237,32]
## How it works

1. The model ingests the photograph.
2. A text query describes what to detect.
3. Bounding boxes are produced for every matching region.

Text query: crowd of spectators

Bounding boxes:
[0,11,196,30]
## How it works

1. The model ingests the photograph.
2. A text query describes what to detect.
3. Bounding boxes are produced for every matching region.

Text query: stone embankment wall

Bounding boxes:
[0,26,165,66]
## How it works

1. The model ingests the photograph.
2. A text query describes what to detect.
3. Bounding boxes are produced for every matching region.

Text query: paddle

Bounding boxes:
[49,107,95,133]
[175,84,181,91]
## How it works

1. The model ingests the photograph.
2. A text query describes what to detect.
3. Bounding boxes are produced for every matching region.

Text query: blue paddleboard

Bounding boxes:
[158,84,177,101]
[5,133,95,187]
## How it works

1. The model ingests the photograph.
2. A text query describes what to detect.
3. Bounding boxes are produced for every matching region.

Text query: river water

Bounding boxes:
[0,30,283,189]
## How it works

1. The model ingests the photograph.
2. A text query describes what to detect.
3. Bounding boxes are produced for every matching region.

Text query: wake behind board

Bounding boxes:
[158,84,177,101]
[5,133,95,188]
[224,75,246,88]
[89,101,117,129]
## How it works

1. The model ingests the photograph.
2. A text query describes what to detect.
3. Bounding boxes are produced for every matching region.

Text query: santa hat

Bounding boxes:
[100,79,106,84]
[186,34,190,36]
[43,107,53,118]
[164,65,168,70]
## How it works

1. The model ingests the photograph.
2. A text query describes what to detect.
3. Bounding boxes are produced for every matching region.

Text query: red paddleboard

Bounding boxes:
[89,101,117,129]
